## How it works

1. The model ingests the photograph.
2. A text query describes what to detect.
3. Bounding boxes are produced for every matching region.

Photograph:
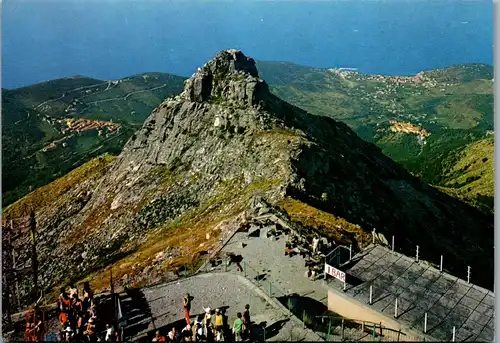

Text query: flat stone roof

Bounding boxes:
[326,244,494,342]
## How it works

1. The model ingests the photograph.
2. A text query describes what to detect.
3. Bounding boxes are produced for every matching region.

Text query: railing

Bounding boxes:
[325,244,352,268]
[119,238,476,343]
[313,315,427,342]
[122,252,430,342]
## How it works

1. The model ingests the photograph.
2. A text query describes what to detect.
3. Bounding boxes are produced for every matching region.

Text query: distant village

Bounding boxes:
[41,118,121,152]
[328,68,458,89]
[386,120,431,137]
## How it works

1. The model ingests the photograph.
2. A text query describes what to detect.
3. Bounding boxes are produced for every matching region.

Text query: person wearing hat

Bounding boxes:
[64,326,74,342]
[203,307,212,325]
[214,309,224,335]
[181,324,192,342]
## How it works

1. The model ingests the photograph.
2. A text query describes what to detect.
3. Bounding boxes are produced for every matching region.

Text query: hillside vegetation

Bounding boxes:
[4,62,493,211]
[438,136,494,213]
[256,61,494,208]
[5,51,494,308]
[2,73,185,205]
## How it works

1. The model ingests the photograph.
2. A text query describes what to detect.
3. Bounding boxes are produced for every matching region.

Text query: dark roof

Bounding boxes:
[325,244,494,342]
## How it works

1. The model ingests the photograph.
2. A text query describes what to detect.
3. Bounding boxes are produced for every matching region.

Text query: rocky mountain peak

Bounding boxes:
[180,49,269,107]
[4,50,493,308]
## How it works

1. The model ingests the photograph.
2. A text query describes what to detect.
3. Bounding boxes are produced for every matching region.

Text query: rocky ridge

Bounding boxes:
[5,50,493,308]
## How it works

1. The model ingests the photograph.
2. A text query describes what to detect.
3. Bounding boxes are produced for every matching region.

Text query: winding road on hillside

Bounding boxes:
[32,80,169,116]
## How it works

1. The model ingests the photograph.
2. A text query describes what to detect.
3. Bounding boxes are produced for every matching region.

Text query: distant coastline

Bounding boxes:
[2,0,492,89]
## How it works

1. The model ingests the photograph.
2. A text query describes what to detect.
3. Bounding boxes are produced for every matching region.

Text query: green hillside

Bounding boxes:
[438,136,494,213]
[4,63,493,209]
[256,61,494,208]
[2,73,185,205]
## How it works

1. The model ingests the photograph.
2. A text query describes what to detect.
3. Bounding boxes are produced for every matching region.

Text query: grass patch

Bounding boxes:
[4,154,116,218]
[74,175,284,294]
[277,198,371,248]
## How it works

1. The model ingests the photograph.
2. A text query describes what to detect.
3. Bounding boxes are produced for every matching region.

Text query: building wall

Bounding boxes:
[327,289,403,331]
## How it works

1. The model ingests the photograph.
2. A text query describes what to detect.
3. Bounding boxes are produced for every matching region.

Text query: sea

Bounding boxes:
[2,0,494,89]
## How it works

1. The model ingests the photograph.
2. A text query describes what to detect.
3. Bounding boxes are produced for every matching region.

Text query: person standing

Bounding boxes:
[232,313,243,342]
[105,324,114,342]
[168,327,179,343]
[312,236,320,254]
[184,294,192,325]
[214,309,224,334]
[242,305,250,338]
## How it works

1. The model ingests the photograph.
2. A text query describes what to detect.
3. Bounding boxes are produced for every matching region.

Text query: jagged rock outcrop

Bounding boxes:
[5,50,493,307]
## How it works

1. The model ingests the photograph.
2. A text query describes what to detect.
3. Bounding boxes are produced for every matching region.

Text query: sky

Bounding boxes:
[1,0,494,89]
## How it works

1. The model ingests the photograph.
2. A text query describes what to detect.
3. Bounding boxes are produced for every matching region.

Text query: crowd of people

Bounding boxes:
[151,294,251,342]
[57,282,118,342]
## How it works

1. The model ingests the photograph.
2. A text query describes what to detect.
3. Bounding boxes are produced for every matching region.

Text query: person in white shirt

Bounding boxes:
[168,327,178,342]
[312,236,320,254]
[105,324,114,342]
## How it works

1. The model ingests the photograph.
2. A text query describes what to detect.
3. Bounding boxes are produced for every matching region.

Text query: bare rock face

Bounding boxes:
[181,50,267,107]
[6,50,494,307]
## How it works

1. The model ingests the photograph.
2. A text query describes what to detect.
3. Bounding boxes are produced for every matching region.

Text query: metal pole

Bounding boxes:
[416,245,419,263]
[327,318,331,341]
[467,266,471,284]
[341,318,345,340]
[394,298,398,318]
[440,256,443,272]
[343,279,346,291]
[424,312,427,333]
[452,326,456,342]
[372,229,376,244]
[369,285,373,305]
[392,236,394,252]
[349,244,352,261]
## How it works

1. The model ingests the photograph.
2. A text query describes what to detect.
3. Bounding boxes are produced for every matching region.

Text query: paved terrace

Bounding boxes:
[326,244,495,342]
[120,272,321,342]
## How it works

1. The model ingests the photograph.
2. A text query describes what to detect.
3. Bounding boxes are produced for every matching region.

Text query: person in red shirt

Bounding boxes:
[59,312,69,328]
[183,294,192,325]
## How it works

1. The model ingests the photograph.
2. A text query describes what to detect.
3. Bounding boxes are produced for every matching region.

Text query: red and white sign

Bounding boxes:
[324,263,346,282]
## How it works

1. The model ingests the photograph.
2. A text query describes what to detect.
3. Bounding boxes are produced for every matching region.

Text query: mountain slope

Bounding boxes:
[5,51,493,309]
[256,61,494,201]
[438,136,494,213]
[2,73,185,206]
